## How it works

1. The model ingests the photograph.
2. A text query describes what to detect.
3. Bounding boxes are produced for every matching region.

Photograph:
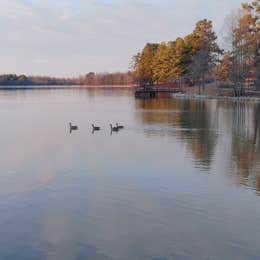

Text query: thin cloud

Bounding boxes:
[0,0,243,76]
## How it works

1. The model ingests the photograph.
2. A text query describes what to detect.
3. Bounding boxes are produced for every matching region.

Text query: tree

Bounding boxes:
[188,49,212,93]
[133,43,159,86]
[172,38,192,81]
[85,72,96,85]
[186,19,220,89]
[223,1,259,94]
[244,0,260,87]
[152,42,174,83]
[214,52,233,83]
[149,38,192,85]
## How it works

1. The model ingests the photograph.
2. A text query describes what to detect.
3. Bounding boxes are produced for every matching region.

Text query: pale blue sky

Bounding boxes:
[0,0,242,76]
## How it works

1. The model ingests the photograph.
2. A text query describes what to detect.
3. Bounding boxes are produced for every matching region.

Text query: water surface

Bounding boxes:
[0,88,260,260]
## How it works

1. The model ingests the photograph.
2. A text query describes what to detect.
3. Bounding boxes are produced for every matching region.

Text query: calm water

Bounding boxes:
[0,88,260,260]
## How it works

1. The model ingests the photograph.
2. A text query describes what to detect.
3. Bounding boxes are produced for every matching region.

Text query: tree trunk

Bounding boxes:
[256,47,260,89]
[202,75,205,90]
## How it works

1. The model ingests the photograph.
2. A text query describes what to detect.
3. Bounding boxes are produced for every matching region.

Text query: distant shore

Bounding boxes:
[0,72,134,86]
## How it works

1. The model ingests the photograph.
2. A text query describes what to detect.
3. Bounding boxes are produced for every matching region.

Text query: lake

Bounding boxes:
[0,88,259,260]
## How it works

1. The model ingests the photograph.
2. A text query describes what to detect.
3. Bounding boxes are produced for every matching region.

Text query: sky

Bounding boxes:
[0,0,243,77]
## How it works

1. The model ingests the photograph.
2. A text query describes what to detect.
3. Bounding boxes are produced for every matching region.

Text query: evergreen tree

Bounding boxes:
[187,19,220,89]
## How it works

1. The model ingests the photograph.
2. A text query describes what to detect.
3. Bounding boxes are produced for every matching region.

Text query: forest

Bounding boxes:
[133,0,259,96]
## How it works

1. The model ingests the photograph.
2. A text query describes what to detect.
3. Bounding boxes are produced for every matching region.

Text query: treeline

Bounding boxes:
[133,0,259,96]
[0,74,75,86]
[0,72,134,86]
[77,72,133,85]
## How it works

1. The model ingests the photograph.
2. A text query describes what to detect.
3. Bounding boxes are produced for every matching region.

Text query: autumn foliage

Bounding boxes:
[133,0,259,95]
[133,19,220,87]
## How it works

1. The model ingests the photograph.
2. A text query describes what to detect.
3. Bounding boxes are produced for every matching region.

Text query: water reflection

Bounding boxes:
[136,98,260,190]
[135,98,219,171]
[1,89,260,260]
[228,102,260,192]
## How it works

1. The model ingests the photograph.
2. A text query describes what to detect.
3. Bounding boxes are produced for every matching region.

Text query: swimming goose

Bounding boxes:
[116,123,124,129]
[92,124,101,131]
[69,122,78,130]
[110,124,119,132]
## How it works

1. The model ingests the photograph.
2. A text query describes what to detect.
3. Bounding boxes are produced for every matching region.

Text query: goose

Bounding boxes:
[110,124,119,132]
[116,123,124,129]
[92,124,101,131]
[69,122,78,131]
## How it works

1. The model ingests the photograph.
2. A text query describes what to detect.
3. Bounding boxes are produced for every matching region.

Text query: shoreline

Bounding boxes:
[172,93,260,103]
[172,85,260,102]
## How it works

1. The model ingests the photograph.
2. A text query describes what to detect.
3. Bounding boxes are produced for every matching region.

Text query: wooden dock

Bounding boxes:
[135,86,185,98]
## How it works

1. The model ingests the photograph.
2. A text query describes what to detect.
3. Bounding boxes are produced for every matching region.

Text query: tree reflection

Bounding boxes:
[135,97,182,126]
[230,102,260,193]
[135,98,218,171]
[135,97,260,191]
[178,100,218,170]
